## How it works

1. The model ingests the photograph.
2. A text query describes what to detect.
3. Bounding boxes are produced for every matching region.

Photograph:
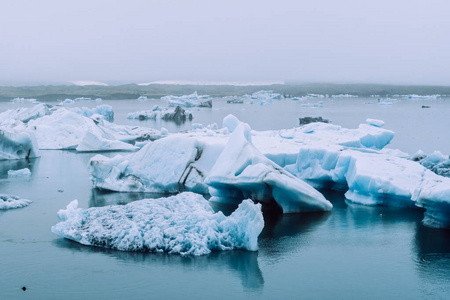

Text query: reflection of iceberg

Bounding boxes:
[413,222,450,299]
[52,192,264,255]
[53,238,264,291]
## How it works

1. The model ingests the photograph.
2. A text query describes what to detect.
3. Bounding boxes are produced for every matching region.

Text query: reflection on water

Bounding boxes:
[89,188,170,207]
[0,157,36,179]
[53,238,264,292]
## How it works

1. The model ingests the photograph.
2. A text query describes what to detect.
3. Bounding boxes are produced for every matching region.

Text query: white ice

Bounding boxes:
[205,122,332,213]
[8,168,31,178]
[0,194,32,209]
[51,192,264,255]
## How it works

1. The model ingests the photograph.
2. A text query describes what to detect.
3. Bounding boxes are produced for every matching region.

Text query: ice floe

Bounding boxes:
[0,194,32,209]
[8,168,31,178]
[51,192,264,255]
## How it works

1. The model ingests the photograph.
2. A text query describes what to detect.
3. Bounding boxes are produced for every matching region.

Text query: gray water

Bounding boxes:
[1,97,450,299]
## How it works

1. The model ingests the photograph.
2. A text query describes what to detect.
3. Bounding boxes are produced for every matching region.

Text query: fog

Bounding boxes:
[1,0,449,85]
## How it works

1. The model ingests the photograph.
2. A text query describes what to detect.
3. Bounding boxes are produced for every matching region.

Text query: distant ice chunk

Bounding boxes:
[51,192,264,255]
[162,91,212,108]
[205,122,332,213]
[366,118,385,127]
[127,106,193,122]
[8,168,31,178]
[0,194,32,209]
[0,127,40,160]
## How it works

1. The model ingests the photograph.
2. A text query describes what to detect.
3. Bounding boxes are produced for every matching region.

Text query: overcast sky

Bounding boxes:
[1,0,449,85]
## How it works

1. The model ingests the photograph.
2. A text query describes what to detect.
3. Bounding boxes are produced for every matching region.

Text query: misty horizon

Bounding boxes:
[1,0,449,86]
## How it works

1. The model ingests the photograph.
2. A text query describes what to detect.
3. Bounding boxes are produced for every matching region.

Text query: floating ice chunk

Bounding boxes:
[366,118,385,127]
[71,105,114,122]
[162,91,212,108]
[51,192,264,255]
[137,96,148,101]
[331,94,358,98]
[0,127,40,160]
[206,122,332,213]
[127,106,193,122]
[27,108,157,151]
[89,136,224,193]
[0,194,32,209]
[8,168,31,178]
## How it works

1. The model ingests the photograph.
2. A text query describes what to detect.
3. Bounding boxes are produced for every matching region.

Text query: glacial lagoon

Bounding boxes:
[1,96,450,299]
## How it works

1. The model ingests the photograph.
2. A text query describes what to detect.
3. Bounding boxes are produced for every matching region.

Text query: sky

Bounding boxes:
[1,0,449,86]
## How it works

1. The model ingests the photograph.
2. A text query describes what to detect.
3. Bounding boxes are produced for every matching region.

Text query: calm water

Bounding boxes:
[1,97,450,299]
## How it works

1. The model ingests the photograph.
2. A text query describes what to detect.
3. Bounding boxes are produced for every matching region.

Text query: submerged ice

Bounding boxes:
[51,192,264,255]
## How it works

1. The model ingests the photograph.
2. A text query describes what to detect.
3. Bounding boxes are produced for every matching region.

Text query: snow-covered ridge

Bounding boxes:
[51,192,264,255]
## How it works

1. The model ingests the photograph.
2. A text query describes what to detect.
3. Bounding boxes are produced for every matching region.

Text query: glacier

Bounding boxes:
[51,192,264,255]
[0,194,32,209]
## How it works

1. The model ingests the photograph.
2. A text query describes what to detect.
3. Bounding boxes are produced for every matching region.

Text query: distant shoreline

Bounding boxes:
[0,83,449,101]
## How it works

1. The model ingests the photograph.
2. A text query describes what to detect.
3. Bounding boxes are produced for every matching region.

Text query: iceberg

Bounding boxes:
[27,108,159,151]
[0,103,52,125]
[0,126,40,160]
[412,150,450,178]
[205,122,332,213]
[127,106,193,123]
[162,91,212,108]
[89,135,224,193]
[51,192,264,255]
[8,168,31,178]
[70,105,114,122]
[0,194,32,209]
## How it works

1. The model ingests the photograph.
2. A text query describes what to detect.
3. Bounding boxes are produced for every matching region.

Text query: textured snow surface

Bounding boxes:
[51,192,264,255]
[0,194,32,209]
